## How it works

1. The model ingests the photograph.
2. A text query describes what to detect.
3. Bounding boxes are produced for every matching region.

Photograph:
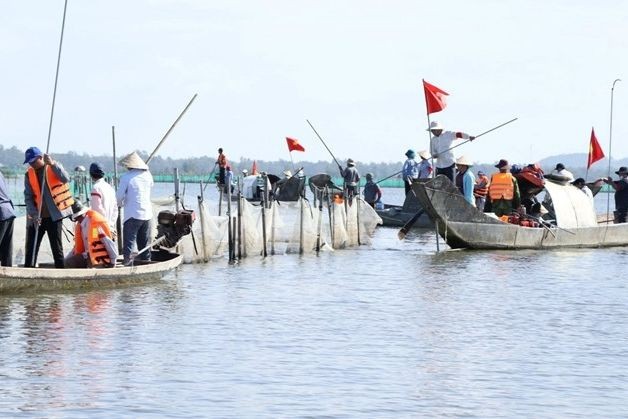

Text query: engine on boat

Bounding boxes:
[156,209,196,248]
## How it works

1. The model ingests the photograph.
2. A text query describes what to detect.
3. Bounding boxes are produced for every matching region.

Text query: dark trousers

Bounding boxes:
[436,164,455,181]
[616,208,627,223]
[404,181,413,196]
[25,217,64,268]
[0,218,14,267]
[218,167,226,185]
[123,218,152,263]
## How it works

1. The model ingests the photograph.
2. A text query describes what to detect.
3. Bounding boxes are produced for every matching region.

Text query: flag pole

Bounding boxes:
[288,150,296,173]
[607,79,621,221]
[423,79,440,252]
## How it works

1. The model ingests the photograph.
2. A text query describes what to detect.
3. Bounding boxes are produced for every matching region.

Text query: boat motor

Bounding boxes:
[155,209,196,248]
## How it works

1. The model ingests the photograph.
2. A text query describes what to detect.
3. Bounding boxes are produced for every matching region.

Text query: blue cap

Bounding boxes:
[89,162,105,178]
[24,147,43,164]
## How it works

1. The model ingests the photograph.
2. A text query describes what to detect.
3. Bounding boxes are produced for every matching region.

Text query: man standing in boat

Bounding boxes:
[215,148,228,187]
[428,121,475,181]
[486,159,521,217]
[89,162,118,233]
[402,149,419,195]
[604,166,628,223]
[116,151,153,265]
[23,147,74,268]
[454,156,476,206]
[339,158,360,203]
[363,173,382,208]
[0,169,16,266]
[65,200,117,268]
[473,170,490,211]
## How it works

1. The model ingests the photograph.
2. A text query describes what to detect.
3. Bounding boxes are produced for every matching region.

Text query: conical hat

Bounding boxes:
[455,155,473,166]
[119,151,148,170]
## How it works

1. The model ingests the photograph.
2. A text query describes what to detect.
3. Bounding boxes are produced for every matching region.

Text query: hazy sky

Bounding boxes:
[1,0,627,166]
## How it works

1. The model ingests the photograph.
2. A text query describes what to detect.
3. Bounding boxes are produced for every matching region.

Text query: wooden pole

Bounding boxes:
[607,79,621,221]
[198,184,208,262]
[146,93,198,164]
[306,119,342,168]
[30,0,69,267]
[112,126,123,255]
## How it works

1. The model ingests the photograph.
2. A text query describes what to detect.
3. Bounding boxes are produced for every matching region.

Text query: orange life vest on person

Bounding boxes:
[474,174,490,198]
[489,172,515,200]
[27,166,74,211]
[217,153,228,168]
[74,209,113,267]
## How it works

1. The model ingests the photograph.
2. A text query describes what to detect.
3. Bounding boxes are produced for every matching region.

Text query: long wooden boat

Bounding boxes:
[0,250,182,293]
[413,175,628,250]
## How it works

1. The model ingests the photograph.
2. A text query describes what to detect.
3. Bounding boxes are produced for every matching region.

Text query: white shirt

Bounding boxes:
[116,169,153,222]
[430,131,469,169]
[91,178,119,229]
[580,185,594,201]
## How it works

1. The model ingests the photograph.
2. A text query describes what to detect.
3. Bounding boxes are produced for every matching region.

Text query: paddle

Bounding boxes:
[397,208,425,240]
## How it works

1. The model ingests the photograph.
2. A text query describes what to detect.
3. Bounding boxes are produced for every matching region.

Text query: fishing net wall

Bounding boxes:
[174,196,382,262]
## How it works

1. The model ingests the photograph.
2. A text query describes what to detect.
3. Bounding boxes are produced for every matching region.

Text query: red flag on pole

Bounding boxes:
[286,137,305,152]
[251,160,258,175]
[587,128,605,169]
[423,79,449,114]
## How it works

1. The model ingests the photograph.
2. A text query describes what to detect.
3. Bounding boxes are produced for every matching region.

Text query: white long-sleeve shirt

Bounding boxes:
[91,178,119,229]
[430,131,469,169]
[116,169,153,222]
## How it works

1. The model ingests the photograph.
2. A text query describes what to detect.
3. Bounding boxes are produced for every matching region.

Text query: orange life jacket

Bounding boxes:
[27,166,74,211]
[217,154,228,168]
[74,209,113,267]
[474,174,490,197]
[489,172,515,200]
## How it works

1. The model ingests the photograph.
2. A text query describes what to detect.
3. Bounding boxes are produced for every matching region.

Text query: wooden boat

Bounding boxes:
[413,174,628,250]
[0,250,182,293]
[376,180,433,228]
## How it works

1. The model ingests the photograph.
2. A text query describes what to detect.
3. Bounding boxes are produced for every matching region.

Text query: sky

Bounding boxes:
[1,0,627,166]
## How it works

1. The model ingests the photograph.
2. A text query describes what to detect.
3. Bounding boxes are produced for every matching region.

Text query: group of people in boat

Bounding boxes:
[0,147,155,268]
[423,120,628,224]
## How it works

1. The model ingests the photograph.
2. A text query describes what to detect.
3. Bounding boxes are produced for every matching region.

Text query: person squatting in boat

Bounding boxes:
[64,200,118,268]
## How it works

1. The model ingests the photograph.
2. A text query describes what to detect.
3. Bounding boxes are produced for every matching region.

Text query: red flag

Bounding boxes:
[286,137,305,152]
[251,160,258,175]
[587,128,605,169]
[423,79,449,114]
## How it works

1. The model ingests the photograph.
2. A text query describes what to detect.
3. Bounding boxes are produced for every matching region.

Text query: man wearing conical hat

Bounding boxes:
[604,166,628,223]
[116,151,153,264]
[427,121,475,182]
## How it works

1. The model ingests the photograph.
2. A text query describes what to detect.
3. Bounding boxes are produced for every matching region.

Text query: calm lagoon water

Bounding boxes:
[1,183,627,417]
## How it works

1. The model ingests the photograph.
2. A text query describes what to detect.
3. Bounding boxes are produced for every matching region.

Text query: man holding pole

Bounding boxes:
[428,121,475,181]
[339,158,360,203]
[23,147,74,268]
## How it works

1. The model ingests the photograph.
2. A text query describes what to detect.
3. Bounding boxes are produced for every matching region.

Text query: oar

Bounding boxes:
[376,170,402,185]
[397,209,425,240]
[202,164,218,192]
[438,117,518,156]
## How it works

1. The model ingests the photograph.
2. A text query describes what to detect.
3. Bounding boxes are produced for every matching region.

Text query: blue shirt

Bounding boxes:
[0,171,16,221]
[116,169,153,222]
[402,158,419,181]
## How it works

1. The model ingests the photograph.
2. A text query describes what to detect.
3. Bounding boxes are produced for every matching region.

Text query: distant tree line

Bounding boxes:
[1,144,626,182]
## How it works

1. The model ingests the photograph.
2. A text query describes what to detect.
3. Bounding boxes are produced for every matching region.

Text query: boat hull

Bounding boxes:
[413,175,628,250]
[0,251,182,293]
